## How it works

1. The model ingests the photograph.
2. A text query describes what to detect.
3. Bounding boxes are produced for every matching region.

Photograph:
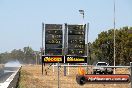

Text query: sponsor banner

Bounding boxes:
[65,56,87,63]
[85,74,130,82]
[42,56,64,63]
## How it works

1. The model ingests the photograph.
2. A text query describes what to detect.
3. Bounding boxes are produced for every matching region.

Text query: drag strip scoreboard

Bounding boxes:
[67,24,86,56]
[45,24,63,55]
[42,24,87,63]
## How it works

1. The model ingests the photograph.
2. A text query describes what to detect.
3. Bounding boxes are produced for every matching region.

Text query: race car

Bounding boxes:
[93,62,113,74]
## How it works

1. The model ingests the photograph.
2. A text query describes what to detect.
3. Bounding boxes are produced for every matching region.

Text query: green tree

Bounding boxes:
[91,26,132,65]
[23,46,35,64]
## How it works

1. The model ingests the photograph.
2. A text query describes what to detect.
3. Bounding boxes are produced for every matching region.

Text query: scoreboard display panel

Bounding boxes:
[45,35,62,39]
[45,24,63,55]
[45,39,62,44]
[67,24,85,56]
[68,40,85,44]
[68,49,85,55]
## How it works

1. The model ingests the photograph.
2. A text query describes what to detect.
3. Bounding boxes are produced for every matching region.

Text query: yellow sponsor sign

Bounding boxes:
[67,57,85,62]
[44,57,62,62]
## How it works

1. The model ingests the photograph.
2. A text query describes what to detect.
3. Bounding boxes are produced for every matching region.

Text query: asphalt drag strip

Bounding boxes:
[0,72,13,83]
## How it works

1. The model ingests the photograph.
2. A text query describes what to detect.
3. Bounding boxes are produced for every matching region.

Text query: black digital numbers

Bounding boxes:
[68,40,84,44]
[68,44,84,49]
[68,49,85,56]
[45,24,62,29]
[45,24,85,56]
[45,40,62,44]
[68,25,83,30]
[46,30,62,35]
[45,35,62,39]
[68,30,84,35]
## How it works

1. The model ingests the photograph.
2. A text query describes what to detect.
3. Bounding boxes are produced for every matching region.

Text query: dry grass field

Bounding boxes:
[18,65,130,88]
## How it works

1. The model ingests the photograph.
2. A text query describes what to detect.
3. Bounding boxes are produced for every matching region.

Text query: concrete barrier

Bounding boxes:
[7,67,21,88]
[0,67,21,88]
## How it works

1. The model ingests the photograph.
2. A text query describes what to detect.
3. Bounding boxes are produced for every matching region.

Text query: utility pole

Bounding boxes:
[42,22,44,75]
[113,0,116,74]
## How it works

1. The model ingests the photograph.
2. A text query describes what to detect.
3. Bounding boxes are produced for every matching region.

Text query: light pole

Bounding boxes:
[79,10,89,74]
[79,10,84,25]
[79,9,85,57]
[113,0,116,74]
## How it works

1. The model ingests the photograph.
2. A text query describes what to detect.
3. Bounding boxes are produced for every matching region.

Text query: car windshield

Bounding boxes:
[97,63,107,66]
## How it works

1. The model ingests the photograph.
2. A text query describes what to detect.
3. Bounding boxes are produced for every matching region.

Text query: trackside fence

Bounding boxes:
[52,62,132,88]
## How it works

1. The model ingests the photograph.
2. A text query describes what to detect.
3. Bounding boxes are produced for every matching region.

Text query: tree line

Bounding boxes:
[0,46,41,64]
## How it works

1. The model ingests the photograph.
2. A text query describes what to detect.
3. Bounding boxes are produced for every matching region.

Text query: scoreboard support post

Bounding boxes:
[68,63,69,75]
[42,22,44,75]
[86,23,89,74]
[64,23,68,76]
[58,62,60,88]
[64,64,66,76]
[42,60,43,75]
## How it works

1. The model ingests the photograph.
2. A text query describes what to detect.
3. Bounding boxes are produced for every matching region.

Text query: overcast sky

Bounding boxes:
[0,0,132,53]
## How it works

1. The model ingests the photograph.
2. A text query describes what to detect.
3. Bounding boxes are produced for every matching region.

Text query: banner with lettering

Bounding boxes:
[65,56,87,63]
[42,55,64,63]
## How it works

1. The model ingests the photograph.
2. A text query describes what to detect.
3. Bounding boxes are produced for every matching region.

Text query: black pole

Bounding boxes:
[64,23,67,76]
[130,62,132,88]
[87,23,89,74]
[42,57,44,75]
[42,22,44,75]
[58,62,60,88]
